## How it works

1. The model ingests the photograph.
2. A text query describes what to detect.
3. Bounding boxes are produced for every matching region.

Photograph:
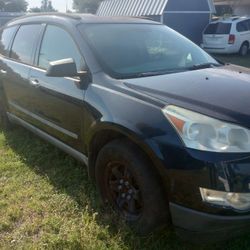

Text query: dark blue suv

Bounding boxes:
[0,13,250,242]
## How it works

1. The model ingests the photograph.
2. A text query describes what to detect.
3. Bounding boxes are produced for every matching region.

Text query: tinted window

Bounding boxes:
[38,25,83,70]
[81,24,219,79]
[11,25,42,64]
[237,21,249,32]
[0,26,17,56]
[204,23,232,34]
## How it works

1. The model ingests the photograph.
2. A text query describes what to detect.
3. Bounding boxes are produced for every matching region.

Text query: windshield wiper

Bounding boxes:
[187,62,221,71]
[126,69,185,78]
[137,71,170,77]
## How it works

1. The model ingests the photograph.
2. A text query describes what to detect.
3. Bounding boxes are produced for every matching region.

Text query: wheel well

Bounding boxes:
[88,129,125,180]
[242,41,249,47]
[87,130,169,199]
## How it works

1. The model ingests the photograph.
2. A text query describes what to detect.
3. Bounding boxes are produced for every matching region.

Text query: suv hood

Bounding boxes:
[125,65,250,129]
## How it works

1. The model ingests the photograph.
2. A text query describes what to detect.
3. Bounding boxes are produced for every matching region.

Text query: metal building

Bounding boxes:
[97,0,216,44]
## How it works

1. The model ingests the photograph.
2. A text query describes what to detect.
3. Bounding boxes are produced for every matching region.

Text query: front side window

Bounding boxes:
[38,25,83,71]
[80,24,218,79]
[10,24,42,64]
[0,26,17,56]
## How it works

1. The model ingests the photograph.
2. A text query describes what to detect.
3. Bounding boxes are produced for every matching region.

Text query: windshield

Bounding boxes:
[80,24,220,79]
[204,23,232,35]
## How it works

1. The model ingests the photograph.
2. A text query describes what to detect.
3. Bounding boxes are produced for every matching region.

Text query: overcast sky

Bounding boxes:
[26,0,73,12]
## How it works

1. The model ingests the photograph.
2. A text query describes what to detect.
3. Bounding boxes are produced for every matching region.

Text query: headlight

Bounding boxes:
[162,105,250,153]
[200,188,250,211]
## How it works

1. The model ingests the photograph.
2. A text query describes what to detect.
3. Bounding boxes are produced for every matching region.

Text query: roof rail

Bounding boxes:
[132,16,154,21]
[13,12,83,21]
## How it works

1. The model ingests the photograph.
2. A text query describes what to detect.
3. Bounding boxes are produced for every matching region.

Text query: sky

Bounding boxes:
[26,0,74,12]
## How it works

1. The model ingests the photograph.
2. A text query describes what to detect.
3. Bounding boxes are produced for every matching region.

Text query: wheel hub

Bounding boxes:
[106,162,142,219]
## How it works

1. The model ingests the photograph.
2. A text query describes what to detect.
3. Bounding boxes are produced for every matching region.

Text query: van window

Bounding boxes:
[38,25,84,71]
[237,21,249,32]
[204,23,232,34]
[0,26,17,56]
[10,24,42,64]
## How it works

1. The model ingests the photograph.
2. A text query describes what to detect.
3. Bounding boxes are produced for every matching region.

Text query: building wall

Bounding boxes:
[163,0,212,44]
[166,0,210,11]
[234,6,250,16]
[163,13,211,44]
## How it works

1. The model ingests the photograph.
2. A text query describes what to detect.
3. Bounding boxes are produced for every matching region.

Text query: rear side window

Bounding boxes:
[38,25,83,71]
[10,24,42,64]
[237,21,249,32]
[204,23,232,34]
[0,26,17,56]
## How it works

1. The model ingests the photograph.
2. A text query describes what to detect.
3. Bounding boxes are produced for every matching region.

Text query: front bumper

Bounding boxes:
[170,202,250,242]
[149,135,250,240]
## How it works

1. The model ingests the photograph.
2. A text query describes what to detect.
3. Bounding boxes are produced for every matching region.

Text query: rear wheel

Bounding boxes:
[239,42,249,57]
[95,139,169,234]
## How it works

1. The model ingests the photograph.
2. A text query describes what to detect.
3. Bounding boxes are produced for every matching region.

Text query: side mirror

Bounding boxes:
[46,58,87,78]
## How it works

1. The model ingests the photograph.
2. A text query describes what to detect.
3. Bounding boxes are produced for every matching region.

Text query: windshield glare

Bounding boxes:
[80,24,219,79]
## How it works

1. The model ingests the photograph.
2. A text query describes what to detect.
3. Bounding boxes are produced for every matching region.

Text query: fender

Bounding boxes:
[86,120,169,191]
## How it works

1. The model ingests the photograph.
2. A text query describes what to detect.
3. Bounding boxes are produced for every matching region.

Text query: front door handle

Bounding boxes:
[0,69,7,74]
[29,78,40,88]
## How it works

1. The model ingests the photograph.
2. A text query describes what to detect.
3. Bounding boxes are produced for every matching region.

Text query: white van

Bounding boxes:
[201,16,250,56]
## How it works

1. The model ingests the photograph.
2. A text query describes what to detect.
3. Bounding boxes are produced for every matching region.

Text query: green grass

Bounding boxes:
[213,53,250,68]
[1,126,250,249]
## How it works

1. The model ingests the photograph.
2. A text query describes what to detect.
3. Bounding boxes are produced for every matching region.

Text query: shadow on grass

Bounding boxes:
[1,126,250,249]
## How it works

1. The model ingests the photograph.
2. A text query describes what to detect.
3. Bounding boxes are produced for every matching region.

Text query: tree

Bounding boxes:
[73,0,103,14]
[29,7,42,13]
[0,0,28,12]
[29,0,56,12]
[41,0,56,12]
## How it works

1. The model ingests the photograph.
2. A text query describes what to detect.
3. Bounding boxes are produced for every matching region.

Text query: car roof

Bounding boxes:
[6,13,158,27]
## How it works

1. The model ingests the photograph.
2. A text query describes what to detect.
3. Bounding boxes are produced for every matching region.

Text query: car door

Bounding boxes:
[29,24,86,152]
[237,21,250,45]
[0,24,44,122]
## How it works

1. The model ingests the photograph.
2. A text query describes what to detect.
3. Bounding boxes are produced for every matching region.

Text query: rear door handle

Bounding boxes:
[29,78,40,88]
[0,69,7,74]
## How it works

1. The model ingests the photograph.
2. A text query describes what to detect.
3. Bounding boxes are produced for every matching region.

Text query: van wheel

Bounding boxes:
[95,139,169,234]
[239,42,249,56]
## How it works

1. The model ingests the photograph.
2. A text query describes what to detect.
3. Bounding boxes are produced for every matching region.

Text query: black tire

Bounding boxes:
[95,139,169,234]
[239,42,249,57]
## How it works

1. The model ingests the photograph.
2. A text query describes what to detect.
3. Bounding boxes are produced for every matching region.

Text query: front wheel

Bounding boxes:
[95,139,169,234]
